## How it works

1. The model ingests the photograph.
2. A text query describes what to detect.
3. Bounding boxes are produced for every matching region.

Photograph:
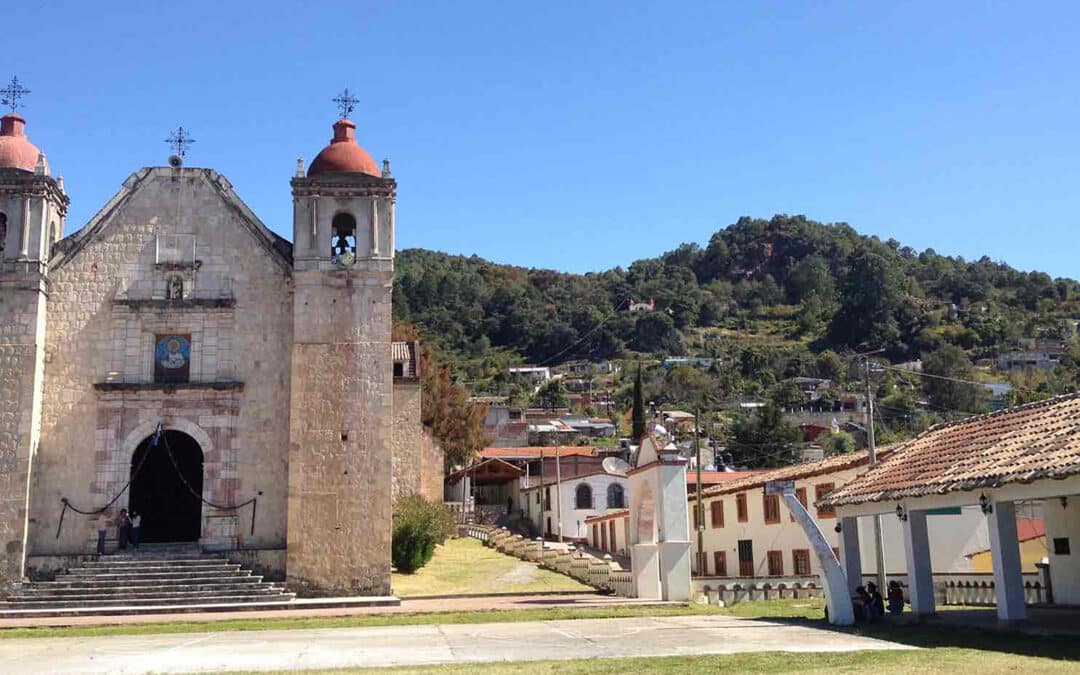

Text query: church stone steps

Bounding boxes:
[0,552,296,614]
[6,593,297,610]
[63,568,250,581]
[78,557,230,568]
[67,563,244,575]
[17,580,273,596]
[30,576,267,590]
[9,586,289,603]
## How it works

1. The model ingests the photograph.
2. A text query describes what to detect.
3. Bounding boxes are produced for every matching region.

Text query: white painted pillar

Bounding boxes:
[902,509,935,617]
[839,516,862,594]
[988,500,1027,622]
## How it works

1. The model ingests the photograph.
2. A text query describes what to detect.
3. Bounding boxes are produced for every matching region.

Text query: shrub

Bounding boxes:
[392,494,455,573]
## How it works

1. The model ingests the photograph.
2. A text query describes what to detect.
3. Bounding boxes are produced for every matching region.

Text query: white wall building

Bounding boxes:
[521,471,628,542]
[692,449,989,579]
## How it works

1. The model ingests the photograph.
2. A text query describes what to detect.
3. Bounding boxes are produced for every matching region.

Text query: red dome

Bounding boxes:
[0,114,45,173]
[307,119,380,177]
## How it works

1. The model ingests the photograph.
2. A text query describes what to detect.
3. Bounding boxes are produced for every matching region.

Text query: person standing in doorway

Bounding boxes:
[130,512,142,550]
[96,511,110,556]
[117,509,131,550]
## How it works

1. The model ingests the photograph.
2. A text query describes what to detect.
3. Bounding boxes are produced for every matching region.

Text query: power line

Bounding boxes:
[535,298,630,367]
[877,363,1055,399]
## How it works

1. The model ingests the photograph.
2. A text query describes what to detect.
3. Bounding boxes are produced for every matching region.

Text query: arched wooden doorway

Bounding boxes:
[129,430,204,543]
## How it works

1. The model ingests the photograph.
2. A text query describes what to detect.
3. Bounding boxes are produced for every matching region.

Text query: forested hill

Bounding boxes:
[392,214,1080,397]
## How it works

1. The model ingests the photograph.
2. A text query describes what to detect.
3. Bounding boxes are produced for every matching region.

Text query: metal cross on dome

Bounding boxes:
[1,76,30,113]
[332,88,358,119]
[165,126,196,158]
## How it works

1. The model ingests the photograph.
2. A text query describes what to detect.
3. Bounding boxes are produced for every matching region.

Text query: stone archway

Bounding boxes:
[129,430,204,543]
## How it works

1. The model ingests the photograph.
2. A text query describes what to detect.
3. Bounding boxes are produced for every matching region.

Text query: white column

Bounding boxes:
[988,500,1027,622]
[839,516,862,594]
[902,508,935,617]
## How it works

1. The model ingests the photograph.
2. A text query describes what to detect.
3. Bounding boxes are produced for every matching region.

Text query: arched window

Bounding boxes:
[0,212,7,255]
[607,483,625,509]
[331,212,356,260]
[575,483,593,509]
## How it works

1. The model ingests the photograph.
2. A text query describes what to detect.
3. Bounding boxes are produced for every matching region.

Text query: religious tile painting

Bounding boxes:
[154,333,191,384]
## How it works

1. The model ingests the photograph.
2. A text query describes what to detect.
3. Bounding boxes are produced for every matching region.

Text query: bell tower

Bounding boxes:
[286,98,396,595]
[0,98,69,587]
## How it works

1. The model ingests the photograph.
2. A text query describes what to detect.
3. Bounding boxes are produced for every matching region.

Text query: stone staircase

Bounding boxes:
[0,546,296,617]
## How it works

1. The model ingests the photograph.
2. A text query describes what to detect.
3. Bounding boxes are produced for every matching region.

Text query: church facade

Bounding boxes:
[0,110,441,596]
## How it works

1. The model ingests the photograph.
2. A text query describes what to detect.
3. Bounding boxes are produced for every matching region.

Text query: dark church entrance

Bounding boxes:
[129,430,204,543]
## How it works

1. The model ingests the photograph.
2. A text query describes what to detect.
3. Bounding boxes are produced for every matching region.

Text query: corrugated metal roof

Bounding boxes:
[823,392,1080,507]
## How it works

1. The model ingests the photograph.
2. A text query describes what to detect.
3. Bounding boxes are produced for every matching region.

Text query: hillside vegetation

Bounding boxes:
[393,215,1080,455]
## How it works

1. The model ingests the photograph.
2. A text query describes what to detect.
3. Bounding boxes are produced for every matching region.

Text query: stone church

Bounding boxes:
[0,108,442,596]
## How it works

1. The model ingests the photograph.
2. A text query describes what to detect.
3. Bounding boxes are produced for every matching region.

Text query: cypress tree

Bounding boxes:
[632,362,646,441]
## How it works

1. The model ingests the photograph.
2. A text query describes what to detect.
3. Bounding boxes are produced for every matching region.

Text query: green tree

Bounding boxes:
[922,344,985,413]
[821,430,856,456]
[731,402,802,468]
[535,379,569,411]
[827,249,905,352]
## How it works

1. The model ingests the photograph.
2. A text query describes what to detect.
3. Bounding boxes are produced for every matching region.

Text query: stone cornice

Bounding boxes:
[92,380,245,393]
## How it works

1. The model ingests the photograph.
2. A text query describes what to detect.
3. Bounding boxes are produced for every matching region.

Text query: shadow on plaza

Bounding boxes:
[741,607,1080,663]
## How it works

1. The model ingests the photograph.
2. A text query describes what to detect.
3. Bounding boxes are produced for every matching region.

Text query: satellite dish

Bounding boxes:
[602,456,631,477]
[168,155,184,168]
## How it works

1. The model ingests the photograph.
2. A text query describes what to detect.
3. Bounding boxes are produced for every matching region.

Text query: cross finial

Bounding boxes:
[1,76,31,113]
[332,88,358,120]
[165,126,196,158]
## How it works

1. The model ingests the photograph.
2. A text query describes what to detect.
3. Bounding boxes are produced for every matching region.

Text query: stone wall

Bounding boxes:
[29,168,293,559]
[419,430,445,503]
[390,382,422,505]
[287,265,393,596]
[0,275,46,590]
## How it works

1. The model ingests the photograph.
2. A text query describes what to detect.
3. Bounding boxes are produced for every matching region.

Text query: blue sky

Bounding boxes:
[8,2,1080,277]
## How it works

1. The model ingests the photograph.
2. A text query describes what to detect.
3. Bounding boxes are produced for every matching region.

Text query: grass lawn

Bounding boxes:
[390,537,591,597]
[0,604,721,640]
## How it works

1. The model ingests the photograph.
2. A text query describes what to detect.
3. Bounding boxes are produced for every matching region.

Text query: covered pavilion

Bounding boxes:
[821,393,1080,623]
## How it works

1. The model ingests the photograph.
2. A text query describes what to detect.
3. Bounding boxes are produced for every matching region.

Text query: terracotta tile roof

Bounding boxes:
[585,509,629,524]
[391,341,418,378]
[478,446,598,460]
[822,393,1080,507]
[686,471,760,487]
[699,447,900,499]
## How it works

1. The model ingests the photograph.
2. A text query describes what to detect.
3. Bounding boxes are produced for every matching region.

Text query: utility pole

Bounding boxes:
[694,407,705,575]
[555,447,563,543]
[864,357,887,594]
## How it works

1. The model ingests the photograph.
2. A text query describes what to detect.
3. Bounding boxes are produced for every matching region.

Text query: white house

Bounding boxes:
[508,365,552,383]
[691,448,989,580]
[521,470,629,542]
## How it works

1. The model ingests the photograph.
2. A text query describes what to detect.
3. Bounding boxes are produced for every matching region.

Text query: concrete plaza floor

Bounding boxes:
[0,613,912,674]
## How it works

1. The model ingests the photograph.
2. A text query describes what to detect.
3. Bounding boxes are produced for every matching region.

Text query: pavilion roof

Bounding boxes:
[822,392,1080,507]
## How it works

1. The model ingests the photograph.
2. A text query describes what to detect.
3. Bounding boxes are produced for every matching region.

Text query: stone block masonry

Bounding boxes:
[0,279,46,592]
[287,268,393,596]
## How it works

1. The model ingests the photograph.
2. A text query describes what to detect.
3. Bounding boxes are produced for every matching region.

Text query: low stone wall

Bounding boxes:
[464,525,630,596]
